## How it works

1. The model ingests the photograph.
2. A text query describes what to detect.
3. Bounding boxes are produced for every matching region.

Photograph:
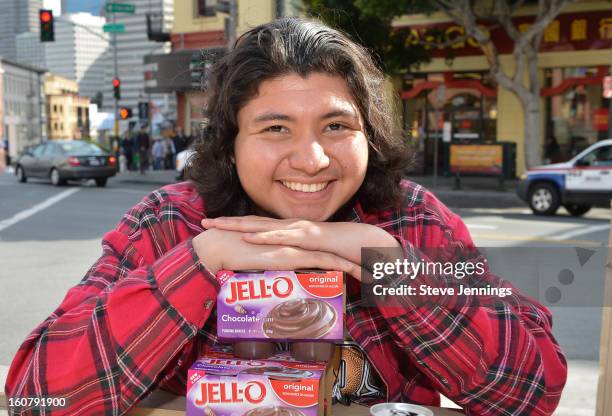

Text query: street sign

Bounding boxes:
[105,3,136,14]
[603,76,612,99]
[103,23,125,33]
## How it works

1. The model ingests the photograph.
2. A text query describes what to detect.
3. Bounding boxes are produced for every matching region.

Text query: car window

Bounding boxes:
[43,143,58,156]
[31,144,46,157]
[578,146,612,167]
[59,141,104,155]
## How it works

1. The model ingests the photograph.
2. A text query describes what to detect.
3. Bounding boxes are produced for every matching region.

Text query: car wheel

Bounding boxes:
[50,168,66,186]
[16,165,27,183]
[564,204,591,217]
[95,178,107,187]
[528,182,560,216]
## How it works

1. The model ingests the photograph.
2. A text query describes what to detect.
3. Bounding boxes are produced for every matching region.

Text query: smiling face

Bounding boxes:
[233,73,369,221]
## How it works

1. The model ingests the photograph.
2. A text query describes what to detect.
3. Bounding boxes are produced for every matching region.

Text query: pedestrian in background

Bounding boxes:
[152,137,165,170]
[163,135,176,169]
[0,138,6,174]
[137,127,151,174]
[173,127,189,154]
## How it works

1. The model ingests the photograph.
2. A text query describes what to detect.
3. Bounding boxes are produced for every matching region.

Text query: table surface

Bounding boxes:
[0,365,462,415]
[133,389,462,416]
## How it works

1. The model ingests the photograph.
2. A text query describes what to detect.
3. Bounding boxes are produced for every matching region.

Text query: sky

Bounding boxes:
[43,0,104,16]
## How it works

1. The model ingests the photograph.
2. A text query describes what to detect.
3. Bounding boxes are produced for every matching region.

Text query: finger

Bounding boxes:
[272,247,362,281]
[242,229,321,251]
[202,216,286,232]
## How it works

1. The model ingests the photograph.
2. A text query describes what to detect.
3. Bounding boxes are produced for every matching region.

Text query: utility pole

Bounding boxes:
[112,11,119,139]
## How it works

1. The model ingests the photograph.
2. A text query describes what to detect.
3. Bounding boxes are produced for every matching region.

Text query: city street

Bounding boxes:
[0,170,609,415]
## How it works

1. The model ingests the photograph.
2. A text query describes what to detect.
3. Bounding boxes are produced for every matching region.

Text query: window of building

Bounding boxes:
[195,0,216,17]
[53,104,57,113]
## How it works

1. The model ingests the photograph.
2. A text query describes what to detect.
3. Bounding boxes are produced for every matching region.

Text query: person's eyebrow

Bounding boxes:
[252,109,360,123]
[320,109,359,121]
[253,112,295,123]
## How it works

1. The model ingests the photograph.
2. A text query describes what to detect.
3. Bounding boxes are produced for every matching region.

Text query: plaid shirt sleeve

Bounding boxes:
[374,188,568,415]
[5,185,219,415]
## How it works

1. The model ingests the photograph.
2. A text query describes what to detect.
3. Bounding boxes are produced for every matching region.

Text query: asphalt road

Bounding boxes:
[0,172,609,366]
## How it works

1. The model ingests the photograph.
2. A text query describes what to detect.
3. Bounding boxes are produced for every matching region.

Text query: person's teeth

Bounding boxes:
[282,181,328,193]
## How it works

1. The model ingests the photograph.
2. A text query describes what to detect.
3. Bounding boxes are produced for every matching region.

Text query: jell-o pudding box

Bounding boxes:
[186,348,339,416]
[216,270,344,342]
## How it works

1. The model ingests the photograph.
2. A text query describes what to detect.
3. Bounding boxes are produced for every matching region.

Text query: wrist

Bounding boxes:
[193,232,221,275]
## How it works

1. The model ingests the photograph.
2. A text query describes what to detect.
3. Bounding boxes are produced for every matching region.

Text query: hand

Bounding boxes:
[192,227,363,279]
[200,216,402,280]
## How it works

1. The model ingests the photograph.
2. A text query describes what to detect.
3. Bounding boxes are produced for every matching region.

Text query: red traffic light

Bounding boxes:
[40,11,52,23]
[112,78,120,88]
[119,107,132,120]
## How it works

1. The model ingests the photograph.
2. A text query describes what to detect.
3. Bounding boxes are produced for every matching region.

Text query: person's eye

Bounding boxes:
[264,125,288,133]
[325,123,347,132]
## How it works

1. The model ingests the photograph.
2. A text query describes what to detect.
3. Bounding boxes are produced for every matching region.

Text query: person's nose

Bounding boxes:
[287,134,330,175]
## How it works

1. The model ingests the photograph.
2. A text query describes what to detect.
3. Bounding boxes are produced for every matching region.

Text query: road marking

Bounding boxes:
[466,224,498,230]
[553,224,610,240]
[0,188,80,233]
[471,233,602,247]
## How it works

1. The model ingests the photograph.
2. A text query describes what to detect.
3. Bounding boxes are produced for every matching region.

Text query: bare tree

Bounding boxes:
[433,0,576,168]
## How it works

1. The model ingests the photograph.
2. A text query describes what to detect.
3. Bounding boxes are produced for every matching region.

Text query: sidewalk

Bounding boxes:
[109,170,526,209]
[111,170,520,194]
[111,169,178,186]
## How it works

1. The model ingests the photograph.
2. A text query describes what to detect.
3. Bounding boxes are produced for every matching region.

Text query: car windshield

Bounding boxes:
[59,141,104,155]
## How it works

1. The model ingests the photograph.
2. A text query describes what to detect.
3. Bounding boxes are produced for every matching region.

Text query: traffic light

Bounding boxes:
[119,107,133,120]
[39,9,54,42]
[112,78,121,100]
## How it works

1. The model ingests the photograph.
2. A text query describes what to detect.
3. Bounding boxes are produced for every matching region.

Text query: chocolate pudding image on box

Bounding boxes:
[243,407,305,416]
[263,299,337,339]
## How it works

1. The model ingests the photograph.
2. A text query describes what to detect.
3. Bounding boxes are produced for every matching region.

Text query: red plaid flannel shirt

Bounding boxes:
[6,180,567,415]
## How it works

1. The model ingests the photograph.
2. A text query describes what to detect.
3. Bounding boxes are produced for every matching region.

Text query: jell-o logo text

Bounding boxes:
[225,276,293,304]
[194,381,266,405]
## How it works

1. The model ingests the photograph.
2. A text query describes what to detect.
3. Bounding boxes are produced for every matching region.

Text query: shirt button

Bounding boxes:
[204,299,214,309]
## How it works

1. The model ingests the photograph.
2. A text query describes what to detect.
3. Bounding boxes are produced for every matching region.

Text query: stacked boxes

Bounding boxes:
[186,270,345,415]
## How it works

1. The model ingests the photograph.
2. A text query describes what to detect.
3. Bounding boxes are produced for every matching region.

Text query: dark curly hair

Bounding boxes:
[188,17,411,218]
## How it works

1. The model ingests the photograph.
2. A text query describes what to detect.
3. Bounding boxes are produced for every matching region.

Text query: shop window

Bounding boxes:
[544,67,605,163]
[402,71,498,174]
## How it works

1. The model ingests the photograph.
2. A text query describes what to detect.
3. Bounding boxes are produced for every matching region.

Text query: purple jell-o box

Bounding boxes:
[216,270,344,341]
[186,354,326,416]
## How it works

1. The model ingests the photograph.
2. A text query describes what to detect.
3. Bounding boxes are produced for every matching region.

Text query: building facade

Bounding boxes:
[152,0,299,137]
[15,31,46,70]
[0,58,46,162]
[46,13,109,101]
[16,13,110,103]
[0,0,42,60]
[44,73,90,140]
[396,1,612,175]
[102,0,175,123]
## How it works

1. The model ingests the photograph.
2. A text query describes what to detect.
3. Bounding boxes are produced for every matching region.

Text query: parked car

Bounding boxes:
[175,147,195,181]
[517,138,612,216]
[15,140,116,187]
